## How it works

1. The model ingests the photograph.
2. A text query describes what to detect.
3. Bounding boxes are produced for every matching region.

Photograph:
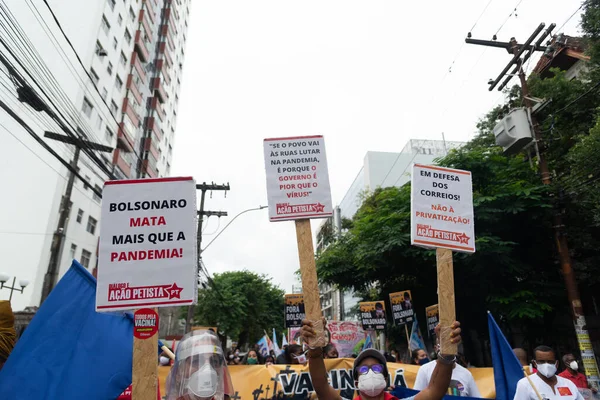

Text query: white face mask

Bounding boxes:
[569,361,579,371]
[187,364,219,399]
[159,356,170,365]
[536,362,557,379]
[357,370,387,397]
[293,353,307,364]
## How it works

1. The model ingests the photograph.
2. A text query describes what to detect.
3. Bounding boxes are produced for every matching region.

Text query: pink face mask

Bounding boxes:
[293,353,307,364]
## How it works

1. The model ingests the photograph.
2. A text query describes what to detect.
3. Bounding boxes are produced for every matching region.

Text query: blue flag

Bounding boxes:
[272,328,282,357]
[409,317,426,351]
[0,261,133,399]
[362,332,373,350]
[488,311,524,400]
[257,336,270,357]
[391,386,485,400]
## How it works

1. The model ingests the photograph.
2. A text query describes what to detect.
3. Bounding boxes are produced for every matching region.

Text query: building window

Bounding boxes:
[119,51,127,67]
[101,15,111,35]
[129,7,135,22]
[113,37,118,50]
[101,87,107,100]
[107,0,116,10]
[95,40,105,56]
[124,29,132,44]
[70,243,77,259]
[90,68,99,86]
[82,97,93,117]
[110,100,118,115]
[105,127,114,141]
[86,216,97,234]
[107,61,113,75]
[84,175,91,190]
[80,249,92,268]
[96,114,103,130]
[115,75,123,90]
[93,185,102,203]
[76,209,84,223]
[118,13,123,25]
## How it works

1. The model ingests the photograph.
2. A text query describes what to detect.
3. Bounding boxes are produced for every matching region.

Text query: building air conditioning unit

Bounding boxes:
[493,107,534,155]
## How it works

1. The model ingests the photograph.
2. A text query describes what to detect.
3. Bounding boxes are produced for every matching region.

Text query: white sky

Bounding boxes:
[169,0,584,295]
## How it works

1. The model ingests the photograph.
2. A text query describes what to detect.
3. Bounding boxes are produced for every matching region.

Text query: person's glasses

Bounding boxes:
[357,364,384,375]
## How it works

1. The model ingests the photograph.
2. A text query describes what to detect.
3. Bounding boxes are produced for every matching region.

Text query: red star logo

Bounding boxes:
[314,203,325,213]
[456,233,470,244]
[167,283,183,299]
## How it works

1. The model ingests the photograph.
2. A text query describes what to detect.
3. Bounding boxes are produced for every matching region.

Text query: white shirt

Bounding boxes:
[514,374,584,400]
[413,361,482,397]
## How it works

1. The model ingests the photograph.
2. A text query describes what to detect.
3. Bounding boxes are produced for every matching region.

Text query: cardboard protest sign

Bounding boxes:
[327,321,366,357]
[285,294,305,328]
[263,135,333,222]
[390,291,415,325]
[359,301,387,330]
[96,177,198,311]
[426,304,439,338]
[411,164,475,253]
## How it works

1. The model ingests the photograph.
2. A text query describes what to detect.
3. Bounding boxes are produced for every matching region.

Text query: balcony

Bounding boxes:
[162,8,176,32]
[142,159,157,178]
[158,42,172,68]
[112,149,132,178]
[134,30,150,62]
[122,99,141,127]
[145,117,162,141]
[131,52,147,83]
[155,59,171,85]
[160,24,175,50]
[142,0,156,24]
[151,77,167,103]
[117,122,135,152]
[150,96,166,121]
[139,9,153,37]
[126,74,143,105]
[144,137,160,159]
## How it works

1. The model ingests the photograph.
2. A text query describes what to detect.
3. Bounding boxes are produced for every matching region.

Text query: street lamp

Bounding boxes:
[0,274,30,301]
[202,205,267,253]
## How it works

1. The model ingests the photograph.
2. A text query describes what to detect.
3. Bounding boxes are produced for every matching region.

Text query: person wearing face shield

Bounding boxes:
[558,353,597,393]
[514,346,583,400]
[301,319,462,400]
[165,330,234,400]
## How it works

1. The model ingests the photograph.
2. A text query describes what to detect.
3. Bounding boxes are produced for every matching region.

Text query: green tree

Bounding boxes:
[193,270,285,348]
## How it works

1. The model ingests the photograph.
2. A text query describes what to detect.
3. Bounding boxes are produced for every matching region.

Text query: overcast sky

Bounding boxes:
[169,0,583,295]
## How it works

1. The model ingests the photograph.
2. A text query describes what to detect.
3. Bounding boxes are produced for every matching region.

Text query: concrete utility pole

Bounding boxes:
[467,23,600,390]
[184,182,229,333]
[40,132,112,304]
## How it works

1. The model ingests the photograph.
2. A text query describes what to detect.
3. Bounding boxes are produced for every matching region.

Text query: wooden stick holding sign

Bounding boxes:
[264,135,333,347]
[411,164,475,355]
[95,177,199,400]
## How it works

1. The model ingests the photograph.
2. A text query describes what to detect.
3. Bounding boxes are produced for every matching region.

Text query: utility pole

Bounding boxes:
[184,182,230,333]
[467,24,600,389]
[40,132,112,304]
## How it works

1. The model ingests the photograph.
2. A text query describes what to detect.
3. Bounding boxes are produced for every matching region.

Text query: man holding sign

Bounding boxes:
[301,319,462,400]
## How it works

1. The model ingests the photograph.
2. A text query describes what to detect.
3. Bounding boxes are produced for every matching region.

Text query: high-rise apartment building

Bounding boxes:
[0,0,191,309]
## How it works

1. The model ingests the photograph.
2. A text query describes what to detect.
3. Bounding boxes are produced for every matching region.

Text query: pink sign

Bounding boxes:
[327,321,366,357]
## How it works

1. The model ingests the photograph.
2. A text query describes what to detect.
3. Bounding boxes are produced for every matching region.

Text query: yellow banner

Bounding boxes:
[159,359,495,399]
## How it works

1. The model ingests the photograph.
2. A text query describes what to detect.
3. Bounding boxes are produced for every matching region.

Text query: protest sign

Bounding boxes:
[426,304,439,338]
[390,291,415,325]
[411,164,475,253]
[359,301,387,330]
[157,361,497,399]
[285,294,305,328]
[263,135,332,222]
[264,135,332,349]
[327,321,366,357]
[96,177,197,311]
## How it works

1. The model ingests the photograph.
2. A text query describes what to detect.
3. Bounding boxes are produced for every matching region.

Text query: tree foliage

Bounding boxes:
[193,270,285,348]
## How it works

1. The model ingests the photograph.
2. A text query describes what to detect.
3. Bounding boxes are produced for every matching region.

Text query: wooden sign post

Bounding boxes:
[410,164,475,354]
[95,177,199,400]
[264,135,333,347]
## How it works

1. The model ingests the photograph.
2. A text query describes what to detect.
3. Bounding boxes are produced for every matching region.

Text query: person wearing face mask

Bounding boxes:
[301,318,462,400]
[165,330,234,400]
[244,350,260,365]
[514,346,583,400]
[558,353,596,393]
[412,349,430,366]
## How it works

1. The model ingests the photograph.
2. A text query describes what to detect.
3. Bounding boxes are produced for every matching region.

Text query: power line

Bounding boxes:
[555,2,585,34]
[469,0,495,34]
[493,0,526,39]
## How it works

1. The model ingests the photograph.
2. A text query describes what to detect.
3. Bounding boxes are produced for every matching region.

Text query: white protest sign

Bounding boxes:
[411,164,475,253]
[263,135,333,222]
[96,177,198,311]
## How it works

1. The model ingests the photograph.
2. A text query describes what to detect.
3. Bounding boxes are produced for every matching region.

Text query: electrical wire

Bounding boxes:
[469,0,495,34]
[555,2,585,34]
[493,0,526,39]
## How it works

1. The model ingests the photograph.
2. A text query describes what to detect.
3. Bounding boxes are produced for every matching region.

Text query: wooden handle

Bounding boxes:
[436,248,457,355]
[132,311,159,399]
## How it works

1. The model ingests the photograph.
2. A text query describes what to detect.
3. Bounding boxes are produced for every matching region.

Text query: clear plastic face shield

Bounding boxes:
[166,330,234,400]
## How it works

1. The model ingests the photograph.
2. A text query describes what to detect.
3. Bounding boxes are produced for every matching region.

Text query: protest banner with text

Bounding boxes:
[285,294,306,328]
[390,290,415,325]
[96,177,198,311]
[359,301,387,330]
[425,304,439,338]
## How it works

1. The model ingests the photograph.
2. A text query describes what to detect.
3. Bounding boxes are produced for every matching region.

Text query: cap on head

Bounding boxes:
[352,349,389,381]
